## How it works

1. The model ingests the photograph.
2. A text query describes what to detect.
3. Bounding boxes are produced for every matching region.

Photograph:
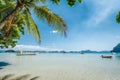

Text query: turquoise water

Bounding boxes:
[0,53,120,80]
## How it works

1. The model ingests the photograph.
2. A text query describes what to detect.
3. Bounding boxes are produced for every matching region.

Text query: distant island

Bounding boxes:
[0,49,111,54]
[3,44,120,53]
[5,50,16,52]
[112,43,120,52]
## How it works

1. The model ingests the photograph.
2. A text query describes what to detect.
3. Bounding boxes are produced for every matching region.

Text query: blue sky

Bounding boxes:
[15,0,120,51]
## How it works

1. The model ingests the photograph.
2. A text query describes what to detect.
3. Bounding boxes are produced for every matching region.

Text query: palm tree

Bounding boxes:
[0,0,67,42]
[0,0,82,48]
[116,11,120,23]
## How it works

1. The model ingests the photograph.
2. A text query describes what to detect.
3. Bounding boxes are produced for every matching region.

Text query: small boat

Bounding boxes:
[17,53,36,56]
[17,50,36,56]
[101,55,112,58]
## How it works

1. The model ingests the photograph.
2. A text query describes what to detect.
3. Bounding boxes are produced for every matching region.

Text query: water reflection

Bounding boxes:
[115,55,120,60]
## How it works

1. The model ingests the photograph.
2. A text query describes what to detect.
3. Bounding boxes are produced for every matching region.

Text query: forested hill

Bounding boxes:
[112,43,120,52]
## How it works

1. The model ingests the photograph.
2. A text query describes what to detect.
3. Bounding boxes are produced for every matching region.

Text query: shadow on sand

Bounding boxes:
[0,62,10,69]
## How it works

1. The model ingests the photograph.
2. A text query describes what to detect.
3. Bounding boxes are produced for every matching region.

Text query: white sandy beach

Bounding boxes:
[0,53,120,80]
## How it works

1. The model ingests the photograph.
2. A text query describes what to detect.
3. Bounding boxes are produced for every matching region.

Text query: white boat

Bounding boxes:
[20,50,22,54]
[17,53,36,56]
[17,50,36,56]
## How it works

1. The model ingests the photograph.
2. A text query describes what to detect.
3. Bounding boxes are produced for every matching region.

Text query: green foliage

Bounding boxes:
[34,6,66,35]
[67,0,83,6]
[0,0,15,22]
[0,0,82,48]
[0,6,25,48]
[0,24,23,48]
[51,0,82,6]
[25,11,41,42]
[116,11,120,23]
[67,0,76,6]
[78,0,82,3]
[51,0,60,4]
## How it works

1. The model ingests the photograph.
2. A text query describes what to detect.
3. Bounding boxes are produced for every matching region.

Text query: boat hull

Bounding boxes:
[16,54,36,56]
[101,55,112,58]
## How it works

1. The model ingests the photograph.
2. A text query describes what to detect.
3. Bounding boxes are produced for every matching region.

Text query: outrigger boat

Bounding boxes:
[101,55,112,58]
[17,53,36,56]
[17,50,36,56]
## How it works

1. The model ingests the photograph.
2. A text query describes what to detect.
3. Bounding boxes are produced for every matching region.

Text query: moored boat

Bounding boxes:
[17,53,36,56]
[101,55,112,58]
[17,50,36,56]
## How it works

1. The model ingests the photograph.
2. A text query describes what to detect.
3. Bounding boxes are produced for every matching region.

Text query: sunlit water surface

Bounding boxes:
[0,53,120,80]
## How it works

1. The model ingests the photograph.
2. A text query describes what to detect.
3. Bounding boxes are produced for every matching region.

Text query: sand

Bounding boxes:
[0,53,120,80]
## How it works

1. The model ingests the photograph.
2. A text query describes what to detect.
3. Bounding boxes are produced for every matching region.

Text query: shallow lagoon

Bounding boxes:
[0,53,120,80]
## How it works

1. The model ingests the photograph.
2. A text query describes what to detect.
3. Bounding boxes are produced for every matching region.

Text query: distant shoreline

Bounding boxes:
[0,50,112,54]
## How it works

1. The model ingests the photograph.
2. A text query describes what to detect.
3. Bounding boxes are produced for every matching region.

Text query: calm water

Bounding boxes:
[0,53,120,80]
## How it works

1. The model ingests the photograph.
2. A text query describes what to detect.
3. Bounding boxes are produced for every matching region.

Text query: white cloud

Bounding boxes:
[10,45,59,51]
[86,7,113,27]
[50,30,58,34]
[85,0,120,27]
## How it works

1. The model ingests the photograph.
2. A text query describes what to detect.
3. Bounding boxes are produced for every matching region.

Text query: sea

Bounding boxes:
[0,52,120,80]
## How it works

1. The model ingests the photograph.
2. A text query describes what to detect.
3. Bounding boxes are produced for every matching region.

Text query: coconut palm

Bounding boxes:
[0,0,82,48]
[0,0,67,42]
[0,0,67,48]
[116,11,120,23]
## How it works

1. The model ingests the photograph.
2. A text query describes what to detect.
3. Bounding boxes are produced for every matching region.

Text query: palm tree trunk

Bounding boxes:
[0,0,34,30]
[0,4,23,30]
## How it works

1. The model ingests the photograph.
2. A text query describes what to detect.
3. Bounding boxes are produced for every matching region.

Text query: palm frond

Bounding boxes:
[34,6,67,35]
[0,74,14,80]
[12,74,30,80]
[0,2,16,21]
[11,24,21,39]
[0,74,40,80]
[23,9,31,33]
[67,0,76,7]
[24,9,41,42]
[34,0,47,3]
[78,0,82,3]
[30,76,40,80]
[116,11,120,23]
[51,0,60,5]
[25,2,36,8]
[0,0,15,12]
[23,0,47,6]
[29,15,41,42]
[0,5,11,13]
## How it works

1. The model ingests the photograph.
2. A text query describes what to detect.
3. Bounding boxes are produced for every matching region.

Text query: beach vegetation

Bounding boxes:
[116,11,120,23]
[0,0,82,48]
